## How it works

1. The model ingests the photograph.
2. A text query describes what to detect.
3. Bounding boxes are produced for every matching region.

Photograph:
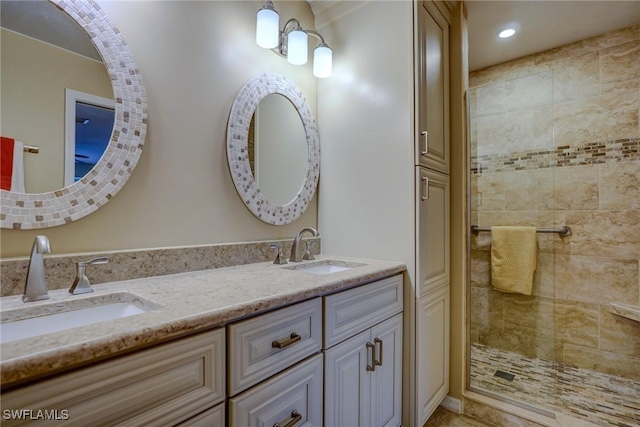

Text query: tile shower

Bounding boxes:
[469,26,640,426]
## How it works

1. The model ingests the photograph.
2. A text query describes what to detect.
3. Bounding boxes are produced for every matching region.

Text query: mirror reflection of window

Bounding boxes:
[64,89,115,187]
[252,94,308,206]
[74,102,114,183]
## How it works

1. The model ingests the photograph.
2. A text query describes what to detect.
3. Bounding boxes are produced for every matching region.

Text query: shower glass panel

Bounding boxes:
[468,74,560,416]
[467,27,640,427]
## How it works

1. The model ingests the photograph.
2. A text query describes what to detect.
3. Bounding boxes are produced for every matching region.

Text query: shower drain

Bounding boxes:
[494,370,516,381]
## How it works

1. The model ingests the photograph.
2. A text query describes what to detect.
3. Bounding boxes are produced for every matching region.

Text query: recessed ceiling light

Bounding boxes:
[498,28,516,39]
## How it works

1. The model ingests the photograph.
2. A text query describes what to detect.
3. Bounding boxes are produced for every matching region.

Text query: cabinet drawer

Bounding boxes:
[228,298,322,395]
[324,274,403,348]
[2,329,225,427]
[229,353,323,427]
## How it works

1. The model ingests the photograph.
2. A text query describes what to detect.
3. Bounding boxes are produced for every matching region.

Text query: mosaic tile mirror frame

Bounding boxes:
[0,0,147,230]
[226,73,320,225]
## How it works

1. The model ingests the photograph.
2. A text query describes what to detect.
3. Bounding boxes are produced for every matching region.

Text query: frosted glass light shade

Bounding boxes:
[313,45,332,78]
[287,30,308,65]
[256,8,279,49]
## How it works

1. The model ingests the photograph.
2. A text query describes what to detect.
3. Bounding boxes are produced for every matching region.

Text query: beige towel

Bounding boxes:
[491,226,537,295]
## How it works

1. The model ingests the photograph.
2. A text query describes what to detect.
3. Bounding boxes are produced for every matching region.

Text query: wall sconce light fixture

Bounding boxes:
[256,1,332,78]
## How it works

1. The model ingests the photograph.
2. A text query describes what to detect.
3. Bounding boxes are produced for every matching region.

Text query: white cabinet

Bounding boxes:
[416,0,450,174]
[417,285,450,422]
[324,275,404,427]
[229,354,323,427]
[227,298,322,395]
[2,329,225,427]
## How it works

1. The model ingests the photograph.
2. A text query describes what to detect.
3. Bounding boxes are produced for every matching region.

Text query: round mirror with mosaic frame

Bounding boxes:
[226,73,320,225]
[0,0,147,230]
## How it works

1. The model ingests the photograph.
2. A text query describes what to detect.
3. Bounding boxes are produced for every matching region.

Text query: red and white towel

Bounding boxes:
[1,136,26,192]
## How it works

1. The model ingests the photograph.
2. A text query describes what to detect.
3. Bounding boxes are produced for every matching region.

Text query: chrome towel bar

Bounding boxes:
[471,225,572,237]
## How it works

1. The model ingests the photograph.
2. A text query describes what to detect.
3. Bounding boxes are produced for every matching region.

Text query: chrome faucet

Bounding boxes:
[69,257,110,295]
[23,235,51,302]
[289,227,320,262]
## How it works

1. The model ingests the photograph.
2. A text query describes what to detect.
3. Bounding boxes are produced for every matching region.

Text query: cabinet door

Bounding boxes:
[370,314,403,427]
[177,403,224,427]
[324,330,372,427]
[416,285,450,424]
[416,0,450,173]
[416,168,450,298]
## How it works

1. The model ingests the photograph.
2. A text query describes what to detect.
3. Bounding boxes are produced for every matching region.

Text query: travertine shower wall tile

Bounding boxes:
[471,287,504,333]
[552,51,600,103]
[476,172,505,211]
[599,305,640,357]
[534,25,640,65]
[555,254,639,304]
[505,72,553,111]
[599,160,640,210]
[472,114,506,157]
[554,210,640,258]
[504,170,553,211]
[553,91,639,147]
[554,299,599,349]
[552,165,599,210]
[470,82,505,117]
[471,250,490,287]
[532,253,555,298]
[470,55,537,88]
[601,39,640,94]
[504,107,554,153]
[563,344,640,381]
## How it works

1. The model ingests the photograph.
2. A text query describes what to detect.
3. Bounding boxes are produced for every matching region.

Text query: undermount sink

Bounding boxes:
[0,292,159,344]
[284,259,367,275]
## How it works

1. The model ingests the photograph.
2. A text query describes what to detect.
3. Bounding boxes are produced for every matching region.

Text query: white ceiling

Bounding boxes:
[467,0,640,71]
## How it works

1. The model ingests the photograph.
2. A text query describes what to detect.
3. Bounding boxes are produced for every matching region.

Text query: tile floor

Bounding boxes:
[470,344,640,427]
[423,406,495,426]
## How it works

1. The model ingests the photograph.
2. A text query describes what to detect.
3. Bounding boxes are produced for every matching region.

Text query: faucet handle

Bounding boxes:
[78,257,109,267]
[303,241,315,261]
[269,244,288,265]
[69,257,109,295]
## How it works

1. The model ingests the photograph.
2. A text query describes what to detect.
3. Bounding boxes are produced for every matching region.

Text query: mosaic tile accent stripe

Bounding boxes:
[226,73,320,225]
[472,138,639,175]
[0,0,147,230]
[470,343,640,427]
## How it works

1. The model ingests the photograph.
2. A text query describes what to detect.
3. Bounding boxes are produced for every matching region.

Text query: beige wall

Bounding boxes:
[469,26,640,380]
[1,1,318,257]
[1,29,113,193]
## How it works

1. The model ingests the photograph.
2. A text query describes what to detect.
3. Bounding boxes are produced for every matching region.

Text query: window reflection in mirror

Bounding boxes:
[1,0,113,193]
[248,94,308,206]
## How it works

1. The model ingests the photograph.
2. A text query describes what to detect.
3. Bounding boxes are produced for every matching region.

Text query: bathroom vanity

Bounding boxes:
[0,256,405,426]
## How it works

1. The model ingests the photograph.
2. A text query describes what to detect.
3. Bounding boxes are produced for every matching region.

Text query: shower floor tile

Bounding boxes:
[470,344,640,427]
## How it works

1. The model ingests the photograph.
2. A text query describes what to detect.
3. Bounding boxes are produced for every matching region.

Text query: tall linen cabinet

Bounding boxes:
[315,1,458,426]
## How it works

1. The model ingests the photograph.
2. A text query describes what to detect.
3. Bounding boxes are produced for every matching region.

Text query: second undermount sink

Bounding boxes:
[284,259,367,275]
[0,292,159,344]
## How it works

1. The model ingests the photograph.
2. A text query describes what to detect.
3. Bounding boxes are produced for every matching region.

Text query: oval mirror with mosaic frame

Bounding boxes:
[0,0,147,230]
[226,73,320,225]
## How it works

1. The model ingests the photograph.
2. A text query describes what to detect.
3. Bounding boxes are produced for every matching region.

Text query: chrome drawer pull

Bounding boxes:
[421,130,429,155]
[421,176,429,201]
[272,333,301,349]
[374,337,383,367]
[274,410,302,427]
[366,342,375,372]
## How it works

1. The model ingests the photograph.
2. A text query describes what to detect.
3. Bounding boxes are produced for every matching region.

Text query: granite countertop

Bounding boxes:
[0,255,405,388]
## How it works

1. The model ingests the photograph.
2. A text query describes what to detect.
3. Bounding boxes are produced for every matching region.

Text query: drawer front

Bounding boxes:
[228,298,322,395]
[324,274,403,348]
[2,329,225,427]
[229,353,323,427]
[177,403,225,427]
